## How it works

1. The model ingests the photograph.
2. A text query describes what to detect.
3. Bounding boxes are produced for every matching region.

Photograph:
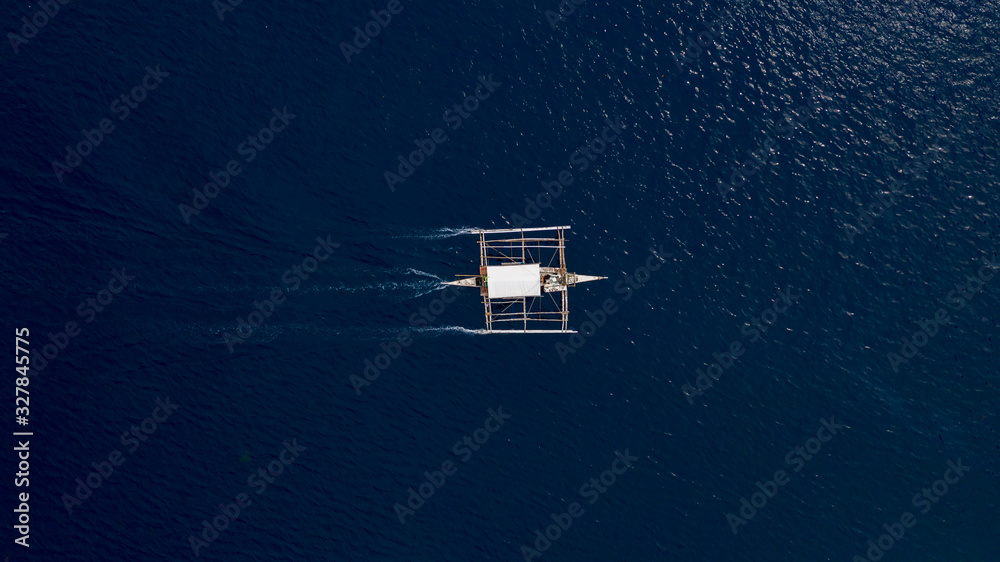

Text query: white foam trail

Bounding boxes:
[307,280,439,294]
[413,326,487,336]
[411,284,447,299]
[193,323,418,344]
[392,227,481,240]
[178,320,488,347]
[292,267,444,299]
[404,268,443,280]
[195,323,485,344]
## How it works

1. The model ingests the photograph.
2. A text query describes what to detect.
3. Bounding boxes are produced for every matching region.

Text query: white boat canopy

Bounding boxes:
[486,264,540,299]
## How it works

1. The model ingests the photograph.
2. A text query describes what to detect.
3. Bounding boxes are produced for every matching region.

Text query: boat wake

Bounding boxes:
[179,322,485,346]
[412,326,487,336]
[187,269,443,300]
[305,268,444,300]
[389,226,481,240]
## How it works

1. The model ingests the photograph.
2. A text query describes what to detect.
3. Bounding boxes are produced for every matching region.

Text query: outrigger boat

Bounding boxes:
[443,226,605,333]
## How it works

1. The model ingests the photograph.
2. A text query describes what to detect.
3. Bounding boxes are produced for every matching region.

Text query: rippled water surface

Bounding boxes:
[1,1,998,560]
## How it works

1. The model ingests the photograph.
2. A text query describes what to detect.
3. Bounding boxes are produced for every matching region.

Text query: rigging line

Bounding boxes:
[546,290,561,311]
[489,246,518,263]
[497,299,519,315]
[546,248,558,268]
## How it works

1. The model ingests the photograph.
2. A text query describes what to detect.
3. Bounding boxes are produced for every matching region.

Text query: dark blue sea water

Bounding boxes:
[2,0,999,560]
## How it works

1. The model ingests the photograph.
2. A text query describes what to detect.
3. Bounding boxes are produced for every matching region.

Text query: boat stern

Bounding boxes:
[443,277,481,288]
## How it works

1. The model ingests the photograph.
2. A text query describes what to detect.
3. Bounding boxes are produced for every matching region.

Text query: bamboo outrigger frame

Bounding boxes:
[443,226,606,333]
